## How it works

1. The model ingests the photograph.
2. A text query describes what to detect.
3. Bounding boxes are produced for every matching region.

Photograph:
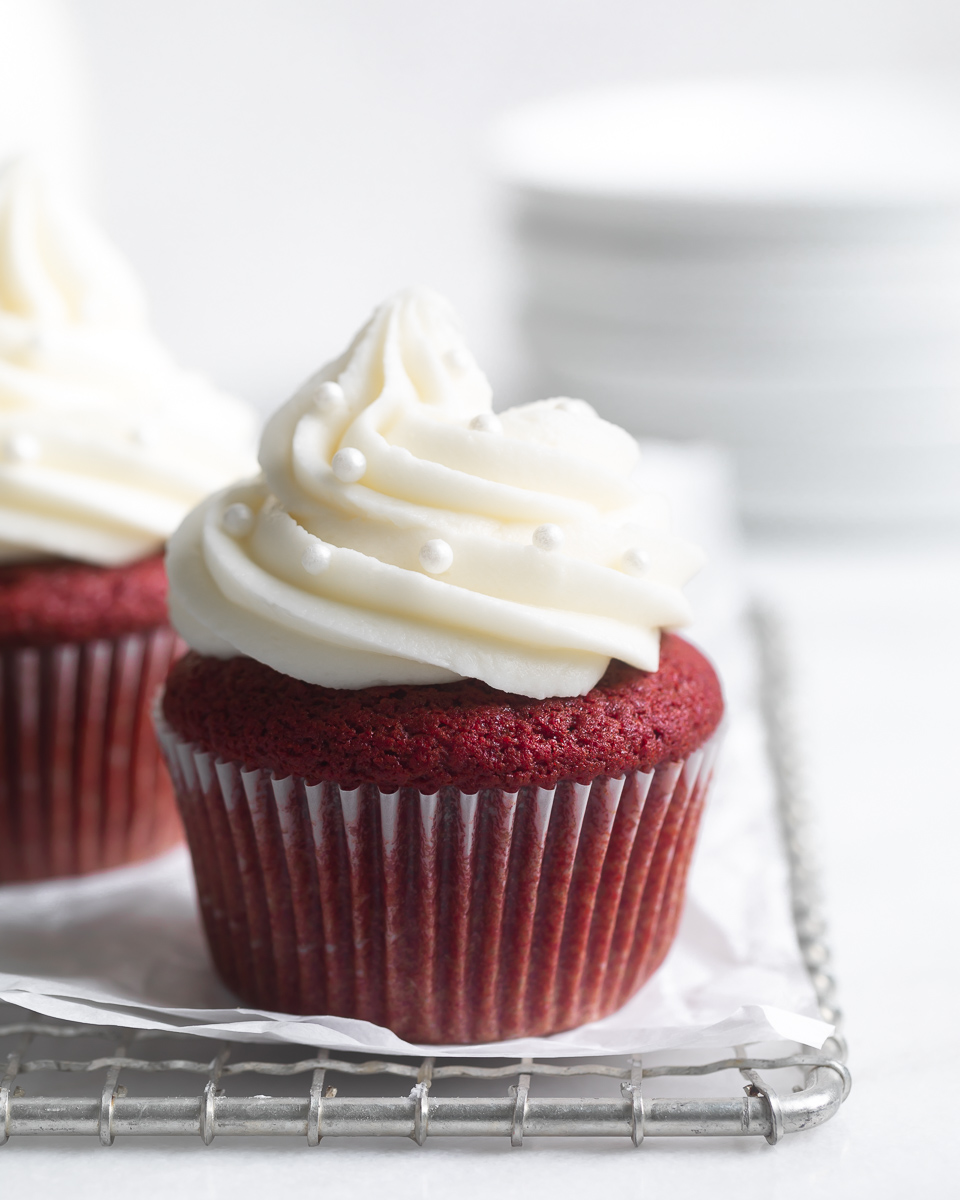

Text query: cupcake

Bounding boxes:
[159,287,723,1042]
[0,159,258,882]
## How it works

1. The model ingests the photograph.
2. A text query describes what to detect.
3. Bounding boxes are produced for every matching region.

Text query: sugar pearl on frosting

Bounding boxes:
[623,546,651,574]
[301,541,333,574]
[222,502,254,537]
[445,347,472,372]
[469,412,502,434]
[331,447,366,482]
[314,381,345,412]
[533,523,564,552]
[3,433,41,463]
[419,538,454,574]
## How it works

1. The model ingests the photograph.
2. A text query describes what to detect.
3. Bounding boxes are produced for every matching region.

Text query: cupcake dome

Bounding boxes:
[164,633,721,793]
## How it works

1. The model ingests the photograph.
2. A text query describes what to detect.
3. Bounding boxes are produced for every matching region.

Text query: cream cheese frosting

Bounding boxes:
[167,287,703,699]
[0,159,258,565]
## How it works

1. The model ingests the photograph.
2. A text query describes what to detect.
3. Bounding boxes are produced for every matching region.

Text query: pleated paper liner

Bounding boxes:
[155,702,722,1044]
[0,629,184,883]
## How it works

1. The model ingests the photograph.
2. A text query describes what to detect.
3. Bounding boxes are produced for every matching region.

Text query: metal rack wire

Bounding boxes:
[0,607,850,1146]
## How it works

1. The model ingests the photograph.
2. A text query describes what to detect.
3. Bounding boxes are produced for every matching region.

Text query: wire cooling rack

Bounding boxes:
[0,608,850,1146]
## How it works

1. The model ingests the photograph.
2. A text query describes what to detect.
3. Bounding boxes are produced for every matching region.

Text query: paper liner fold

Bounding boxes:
[156,704,721,1044]
[0,630,184,882]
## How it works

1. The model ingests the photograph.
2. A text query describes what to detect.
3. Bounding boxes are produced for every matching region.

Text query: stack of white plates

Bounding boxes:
[493,78,960,533]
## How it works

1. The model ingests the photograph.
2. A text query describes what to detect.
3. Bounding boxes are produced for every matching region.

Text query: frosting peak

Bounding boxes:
[0,159,258,565]
[0,159,144,330]
[168,288,704,698]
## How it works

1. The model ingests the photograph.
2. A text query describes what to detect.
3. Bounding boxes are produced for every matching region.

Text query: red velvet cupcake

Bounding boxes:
[160,288,723,1042]
[0,160,257,881]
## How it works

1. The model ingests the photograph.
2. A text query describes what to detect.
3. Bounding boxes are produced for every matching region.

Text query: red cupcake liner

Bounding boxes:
[0,629,184,883]
[155,702,722,1044]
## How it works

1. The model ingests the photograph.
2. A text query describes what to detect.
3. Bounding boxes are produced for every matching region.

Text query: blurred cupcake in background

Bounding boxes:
[0,158,258,882]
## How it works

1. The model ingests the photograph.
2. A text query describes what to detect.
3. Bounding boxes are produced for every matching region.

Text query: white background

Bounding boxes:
[2,2,960,1194]
[43,0,960,407]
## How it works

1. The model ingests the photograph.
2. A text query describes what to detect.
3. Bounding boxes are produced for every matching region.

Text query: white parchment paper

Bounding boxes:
[0,445,832,1055]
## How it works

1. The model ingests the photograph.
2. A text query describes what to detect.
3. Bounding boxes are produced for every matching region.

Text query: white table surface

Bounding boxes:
[2,541,958,1197]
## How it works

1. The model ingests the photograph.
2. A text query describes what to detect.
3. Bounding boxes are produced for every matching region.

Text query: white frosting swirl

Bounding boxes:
[167,288,703,698]
[0,159,258,565]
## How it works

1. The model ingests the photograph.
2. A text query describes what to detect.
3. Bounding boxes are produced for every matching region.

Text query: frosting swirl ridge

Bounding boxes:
[168,287,703,698]
[0,159,258,565]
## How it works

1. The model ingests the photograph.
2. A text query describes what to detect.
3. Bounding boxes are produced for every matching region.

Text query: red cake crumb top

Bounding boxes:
[0,554,169,646]
[162,633,723,792]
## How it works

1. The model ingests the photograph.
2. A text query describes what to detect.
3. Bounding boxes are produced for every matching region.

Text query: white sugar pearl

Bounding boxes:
[419,538,453,574]
[532,523,564,552]
[301,541,332,574]
[222,502,254,537]
[623,547,651,574]
[3,433,41,463]
[314,380,345,411]
[331,447,366,483]
[445,347,472,372]
[469,412,502,434]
